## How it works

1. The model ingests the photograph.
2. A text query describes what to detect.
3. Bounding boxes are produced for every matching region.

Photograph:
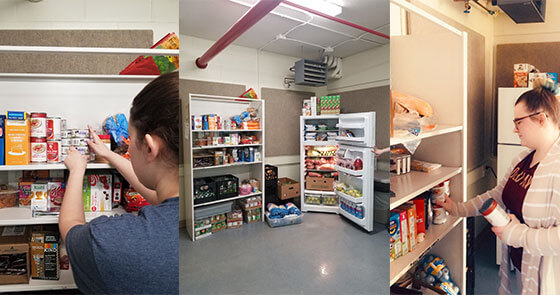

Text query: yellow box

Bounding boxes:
[5,120,30,165]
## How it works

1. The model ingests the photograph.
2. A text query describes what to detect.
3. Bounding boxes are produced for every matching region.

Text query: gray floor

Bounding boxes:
[473,226,521,295]
[180,213,388,295]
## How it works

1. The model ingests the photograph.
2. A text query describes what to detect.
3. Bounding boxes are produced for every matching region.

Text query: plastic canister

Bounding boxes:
[479,198,511,227]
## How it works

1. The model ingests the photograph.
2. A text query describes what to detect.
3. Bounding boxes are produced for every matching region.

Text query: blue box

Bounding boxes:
[0,115,4,165]
[6,111,26,121]
[547,73,558,85]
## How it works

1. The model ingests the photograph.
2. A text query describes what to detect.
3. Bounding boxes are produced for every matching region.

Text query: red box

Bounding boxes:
[412,198,426,237]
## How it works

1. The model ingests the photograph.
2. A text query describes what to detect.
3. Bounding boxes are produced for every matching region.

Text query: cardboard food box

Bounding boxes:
[227,210,243,229]
[31,181,48,212]
[319,95,341,115]
[18,179,33,207]
[47,180,65,211]
[529,72,548,86]
[277,177,300,200]
[0,115,5,165]
[305,176,334,192]
[547,73,558,84]
[402,203,417,251]
[30,227,59,280]
[389,211,402,262]
[0,226,31,285]
[398,209,409,255]
[23,170,49,180]
[244,208,262,223]
[83,173,112,212]
[5,119,30,165]
[0,186,18,209]
[412,198,426,238]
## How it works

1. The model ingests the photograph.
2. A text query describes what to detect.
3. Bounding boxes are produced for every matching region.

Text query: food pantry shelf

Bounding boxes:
[390,216,463,285]
[0,163,112,171]
[303,141,338,146]
[0,269,76,292]
[0,207,129,226]
[390,124,463,146]
[191,129,263,133]
[192,144,262,150]
[194,192,262,208]
[192,161,263,171]
[390,166,462,210]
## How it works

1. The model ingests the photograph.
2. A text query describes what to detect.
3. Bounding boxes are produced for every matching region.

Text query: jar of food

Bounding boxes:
[30,137,47,163]
[30,113,47,138]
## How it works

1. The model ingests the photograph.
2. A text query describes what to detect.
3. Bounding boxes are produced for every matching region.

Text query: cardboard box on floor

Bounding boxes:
[0,226,31,285]
[277,178,300,200]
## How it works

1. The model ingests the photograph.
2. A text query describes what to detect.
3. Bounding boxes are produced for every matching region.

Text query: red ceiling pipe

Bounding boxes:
[283,0,390,40]
[195,0,283,69]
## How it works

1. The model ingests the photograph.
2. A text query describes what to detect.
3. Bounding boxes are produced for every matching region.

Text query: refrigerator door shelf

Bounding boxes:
[335,165,364,177]
[338,112,375,147]
[336,190,364,204]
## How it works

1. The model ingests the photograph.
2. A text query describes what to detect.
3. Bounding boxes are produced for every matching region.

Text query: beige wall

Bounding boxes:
[494,1,560,44]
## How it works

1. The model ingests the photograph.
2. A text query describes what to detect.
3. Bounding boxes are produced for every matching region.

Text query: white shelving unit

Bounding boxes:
[390,0,467,292]
[0,45,177,293]
[185,94,265,241]
[300,115,340,214]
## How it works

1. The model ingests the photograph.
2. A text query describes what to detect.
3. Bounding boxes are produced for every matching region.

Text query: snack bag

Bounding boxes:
[120,33,179,75]
[239,88,258,99]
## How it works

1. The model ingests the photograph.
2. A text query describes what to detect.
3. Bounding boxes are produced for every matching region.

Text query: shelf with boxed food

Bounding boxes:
[390,215,463,286]
[192,144,262,150]
[302,140,338,146]
[390,167,462,210]
[194,192,262,208]
[191,129,263,133]
[0,163,113,171]
[192,161,263,171]
[0,207,129,226]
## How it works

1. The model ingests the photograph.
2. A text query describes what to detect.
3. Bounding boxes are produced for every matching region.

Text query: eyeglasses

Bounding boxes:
[513,112,543,127]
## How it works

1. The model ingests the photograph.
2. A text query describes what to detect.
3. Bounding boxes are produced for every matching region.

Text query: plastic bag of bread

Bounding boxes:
[391,90,433,117]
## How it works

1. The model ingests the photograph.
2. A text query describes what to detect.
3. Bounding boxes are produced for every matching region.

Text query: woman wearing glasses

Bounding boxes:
[437,78,560,295]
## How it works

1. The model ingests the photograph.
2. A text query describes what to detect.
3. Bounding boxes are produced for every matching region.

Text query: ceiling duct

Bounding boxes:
[492,0,546,23]
[294,59,328,86]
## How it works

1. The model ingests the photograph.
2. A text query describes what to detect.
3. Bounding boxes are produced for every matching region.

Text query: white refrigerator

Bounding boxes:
[496,87,530,264]
[335,112,375,232]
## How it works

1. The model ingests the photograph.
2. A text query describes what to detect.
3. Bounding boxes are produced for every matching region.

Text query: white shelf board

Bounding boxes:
[190,94,263,103]
[0,73,158,80]
[305,129,339,132]
[192,161,263,171]
[305,155,336,158]
[194,192,262,208]
[0,269,76,292]
[192,144,262,150]
[302,115,340,119]
[304,190,336,195]
[335,165,364,177]
[336,136,366,142]
[336,190,363,204]
[303,141,338,146]
[339,124,364,129]
[0,207,129,226]
[0,163,112,171]
[390,166,462,210]
[390,124,463,146]
[390,216,463,285]
[339,207,366,226]
[191,129,262,133]
[0,45,179,56]
[302,204,339,213]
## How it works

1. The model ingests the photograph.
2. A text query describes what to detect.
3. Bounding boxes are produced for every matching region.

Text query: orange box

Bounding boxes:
[5,120,30,165]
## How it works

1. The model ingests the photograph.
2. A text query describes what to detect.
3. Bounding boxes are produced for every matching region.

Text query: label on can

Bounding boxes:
[47,117,62,140]
[72,129,89,138]
[47,141,61,163]
[71,138,88,146]
[31,138,47,163]
[76,146,89,155]
[61,130,72,139]
[30,113,47,138]
[61,138,72,146]
[61,146,70,154]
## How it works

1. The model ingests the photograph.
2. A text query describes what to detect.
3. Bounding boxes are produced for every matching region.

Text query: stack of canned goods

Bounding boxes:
[30,113,66,164]
[61,128,95,162]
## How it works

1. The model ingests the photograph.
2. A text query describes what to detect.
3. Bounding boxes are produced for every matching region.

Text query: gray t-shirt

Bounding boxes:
[66,197,179,294]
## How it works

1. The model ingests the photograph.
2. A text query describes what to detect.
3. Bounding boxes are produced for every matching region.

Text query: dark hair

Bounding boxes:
[515,78,560,128]
[130,71,179,166]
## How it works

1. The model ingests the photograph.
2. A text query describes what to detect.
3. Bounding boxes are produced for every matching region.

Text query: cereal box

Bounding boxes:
[5,119,29,165]
[30,182,48,212]
[82,173,112,212]
[412,197,426,238]
[389,211,402,262]
[402,203,417,251]
[18,179,34,207]
[398,209,409,255]
[529,72,548,86]
[47,180,65,211]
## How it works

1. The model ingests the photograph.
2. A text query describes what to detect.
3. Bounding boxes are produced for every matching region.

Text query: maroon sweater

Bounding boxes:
[502,150,538,272]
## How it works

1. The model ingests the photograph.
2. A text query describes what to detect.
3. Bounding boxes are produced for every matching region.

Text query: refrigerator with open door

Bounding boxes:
[335,112,375,232]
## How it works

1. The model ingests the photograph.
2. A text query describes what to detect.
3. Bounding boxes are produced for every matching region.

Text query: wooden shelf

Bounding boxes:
[0,207,129,226]
[192,161,263,171]
[390,216,463,285]
[0,163,112,171]
[390,167,462,210]
[192,144,262,150]
[0,45,178,56]
[0,269,76,293]
[194,192,262,208]
[390,124,463,146]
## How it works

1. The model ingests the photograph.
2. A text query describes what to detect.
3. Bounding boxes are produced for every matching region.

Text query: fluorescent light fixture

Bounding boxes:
[282,0,343,16]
